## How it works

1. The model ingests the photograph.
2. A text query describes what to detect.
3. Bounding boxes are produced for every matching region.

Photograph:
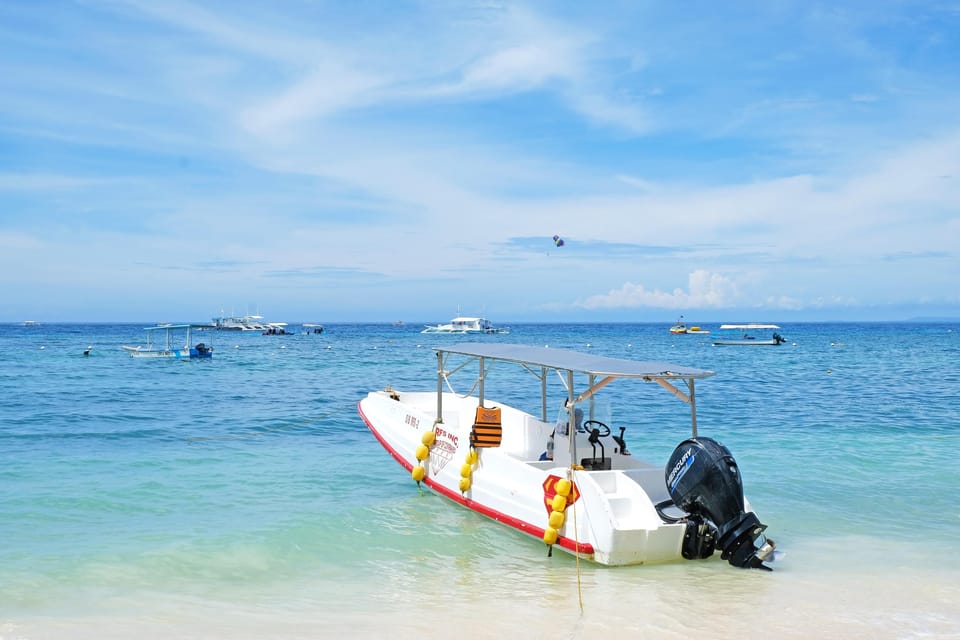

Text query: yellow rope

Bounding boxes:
[569,465,584,612]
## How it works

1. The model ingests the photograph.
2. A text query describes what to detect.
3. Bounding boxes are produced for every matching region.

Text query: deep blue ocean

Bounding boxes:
[2,322,958,639]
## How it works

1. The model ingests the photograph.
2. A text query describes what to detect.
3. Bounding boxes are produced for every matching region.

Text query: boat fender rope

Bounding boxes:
[570,466,584,612]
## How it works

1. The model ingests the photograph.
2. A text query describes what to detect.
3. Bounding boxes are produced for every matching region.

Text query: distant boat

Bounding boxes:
[302,323,325,334]
[212,313,274,331]
[122,324,213,359]
[712,324,786,346]
[262,322,292,335]
[422,316,509,334]
[669,320,710,335]
[22,320,41,326]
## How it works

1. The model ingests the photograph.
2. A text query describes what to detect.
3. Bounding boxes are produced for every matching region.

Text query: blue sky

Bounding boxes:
[2,1,958,323]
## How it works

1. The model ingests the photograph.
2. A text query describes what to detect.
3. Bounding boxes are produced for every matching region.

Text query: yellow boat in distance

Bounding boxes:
[669,317,710,334]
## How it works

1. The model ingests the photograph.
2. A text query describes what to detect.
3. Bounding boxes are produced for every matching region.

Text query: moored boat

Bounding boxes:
[358,342,777,570]
[421,315,509,334]
[212,313,271,331]
[262,322,292,335]
[122,324,213,359]
[712,324,786,346]
[670,316,710,334]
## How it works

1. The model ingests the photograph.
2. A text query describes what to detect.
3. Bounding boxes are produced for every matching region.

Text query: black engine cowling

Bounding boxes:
[665,437,775,570]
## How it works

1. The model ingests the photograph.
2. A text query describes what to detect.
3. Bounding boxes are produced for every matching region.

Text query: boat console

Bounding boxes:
[580,421,612,470]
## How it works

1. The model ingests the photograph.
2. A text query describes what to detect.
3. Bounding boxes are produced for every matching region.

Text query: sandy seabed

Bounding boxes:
[4,537,959,640]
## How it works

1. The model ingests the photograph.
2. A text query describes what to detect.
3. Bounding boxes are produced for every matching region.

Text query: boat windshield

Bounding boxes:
[555,398,611,436]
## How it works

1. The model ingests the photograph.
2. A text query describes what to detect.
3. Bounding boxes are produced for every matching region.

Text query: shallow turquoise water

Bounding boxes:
[1,322,958,638]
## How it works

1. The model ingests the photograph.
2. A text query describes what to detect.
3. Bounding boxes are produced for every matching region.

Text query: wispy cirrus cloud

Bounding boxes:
[2,1,959,321]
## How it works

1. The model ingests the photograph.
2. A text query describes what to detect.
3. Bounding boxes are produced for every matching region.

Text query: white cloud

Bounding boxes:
[240,65,382,137]
[579,270,740,310]
[566,91,650,134]
[3,2,960,321]
[460,43,571,92]
[762,295,804,310]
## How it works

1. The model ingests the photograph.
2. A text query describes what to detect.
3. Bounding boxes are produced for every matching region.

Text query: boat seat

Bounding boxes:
[580,457,612,471]
[470,406,502,448]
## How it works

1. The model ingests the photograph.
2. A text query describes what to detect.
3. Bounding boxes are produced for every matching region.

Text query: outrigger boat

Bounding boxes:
[122,324,213,359]
[358,343,776,570]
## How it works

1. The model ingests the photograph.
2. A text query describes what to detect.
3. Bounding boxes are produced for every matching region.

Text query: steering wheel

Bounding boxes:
[582,419,610,437]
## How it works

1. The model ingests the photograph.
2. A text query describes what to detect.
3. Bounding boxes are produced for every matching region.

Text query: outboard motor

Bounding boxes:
[665,437,776,570]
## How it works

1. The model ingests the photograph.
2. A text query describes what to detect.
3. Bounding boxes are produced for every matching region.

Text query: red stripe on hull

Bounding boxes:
[357,401,595,556]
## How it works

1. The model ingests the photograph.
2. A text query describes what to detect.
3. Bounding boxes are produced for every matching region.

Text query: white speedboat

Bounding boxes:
[358,342,776,570]
[712,324,786,346]
[421,316,509,334]
[122,324,213,359]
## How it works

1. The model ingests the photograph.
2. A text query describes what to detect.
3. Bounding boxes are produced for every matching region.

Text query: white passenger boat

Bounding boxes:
[712,324,786,346]
[421,315,509,334]
[122,324,213,359]
[212,314,271,331]
[358,342,776,570]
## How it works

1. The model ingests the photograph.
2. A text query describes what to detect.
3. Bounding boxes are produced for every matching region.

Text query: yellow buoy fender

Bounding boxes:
[460,463,473,478]
[421,431,436,446]
[415,444,429,461]
[412,465,425,482]
[543,527,558,545]
[551,494,567,512]
[465,449,478,465]
[548,510,565,529]
[555,479,571,497]
[459,477,471,493]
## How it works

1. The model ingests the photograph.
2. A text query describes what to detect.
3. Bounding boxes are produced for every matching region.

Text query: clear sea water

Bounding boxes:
[1,322,958,639]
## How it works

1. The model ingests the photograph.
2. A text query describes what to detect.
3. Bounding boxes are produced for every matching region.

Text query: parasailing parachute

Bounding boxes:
[552,235,565,247]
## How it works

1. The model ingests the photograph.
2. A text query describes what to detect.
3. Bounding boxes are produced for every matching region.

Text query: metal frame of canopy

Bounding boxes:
[432,343,715,454]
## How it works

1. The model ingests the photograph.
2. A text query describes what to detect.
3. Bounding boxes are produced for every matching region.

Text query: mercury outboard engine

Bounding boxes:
[665,437,776,570]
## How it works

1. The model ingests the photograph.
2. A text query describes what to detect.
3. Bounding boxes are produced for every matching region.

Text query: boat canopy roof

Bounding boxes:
[437,342,714,380]
[719,324,780,330]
